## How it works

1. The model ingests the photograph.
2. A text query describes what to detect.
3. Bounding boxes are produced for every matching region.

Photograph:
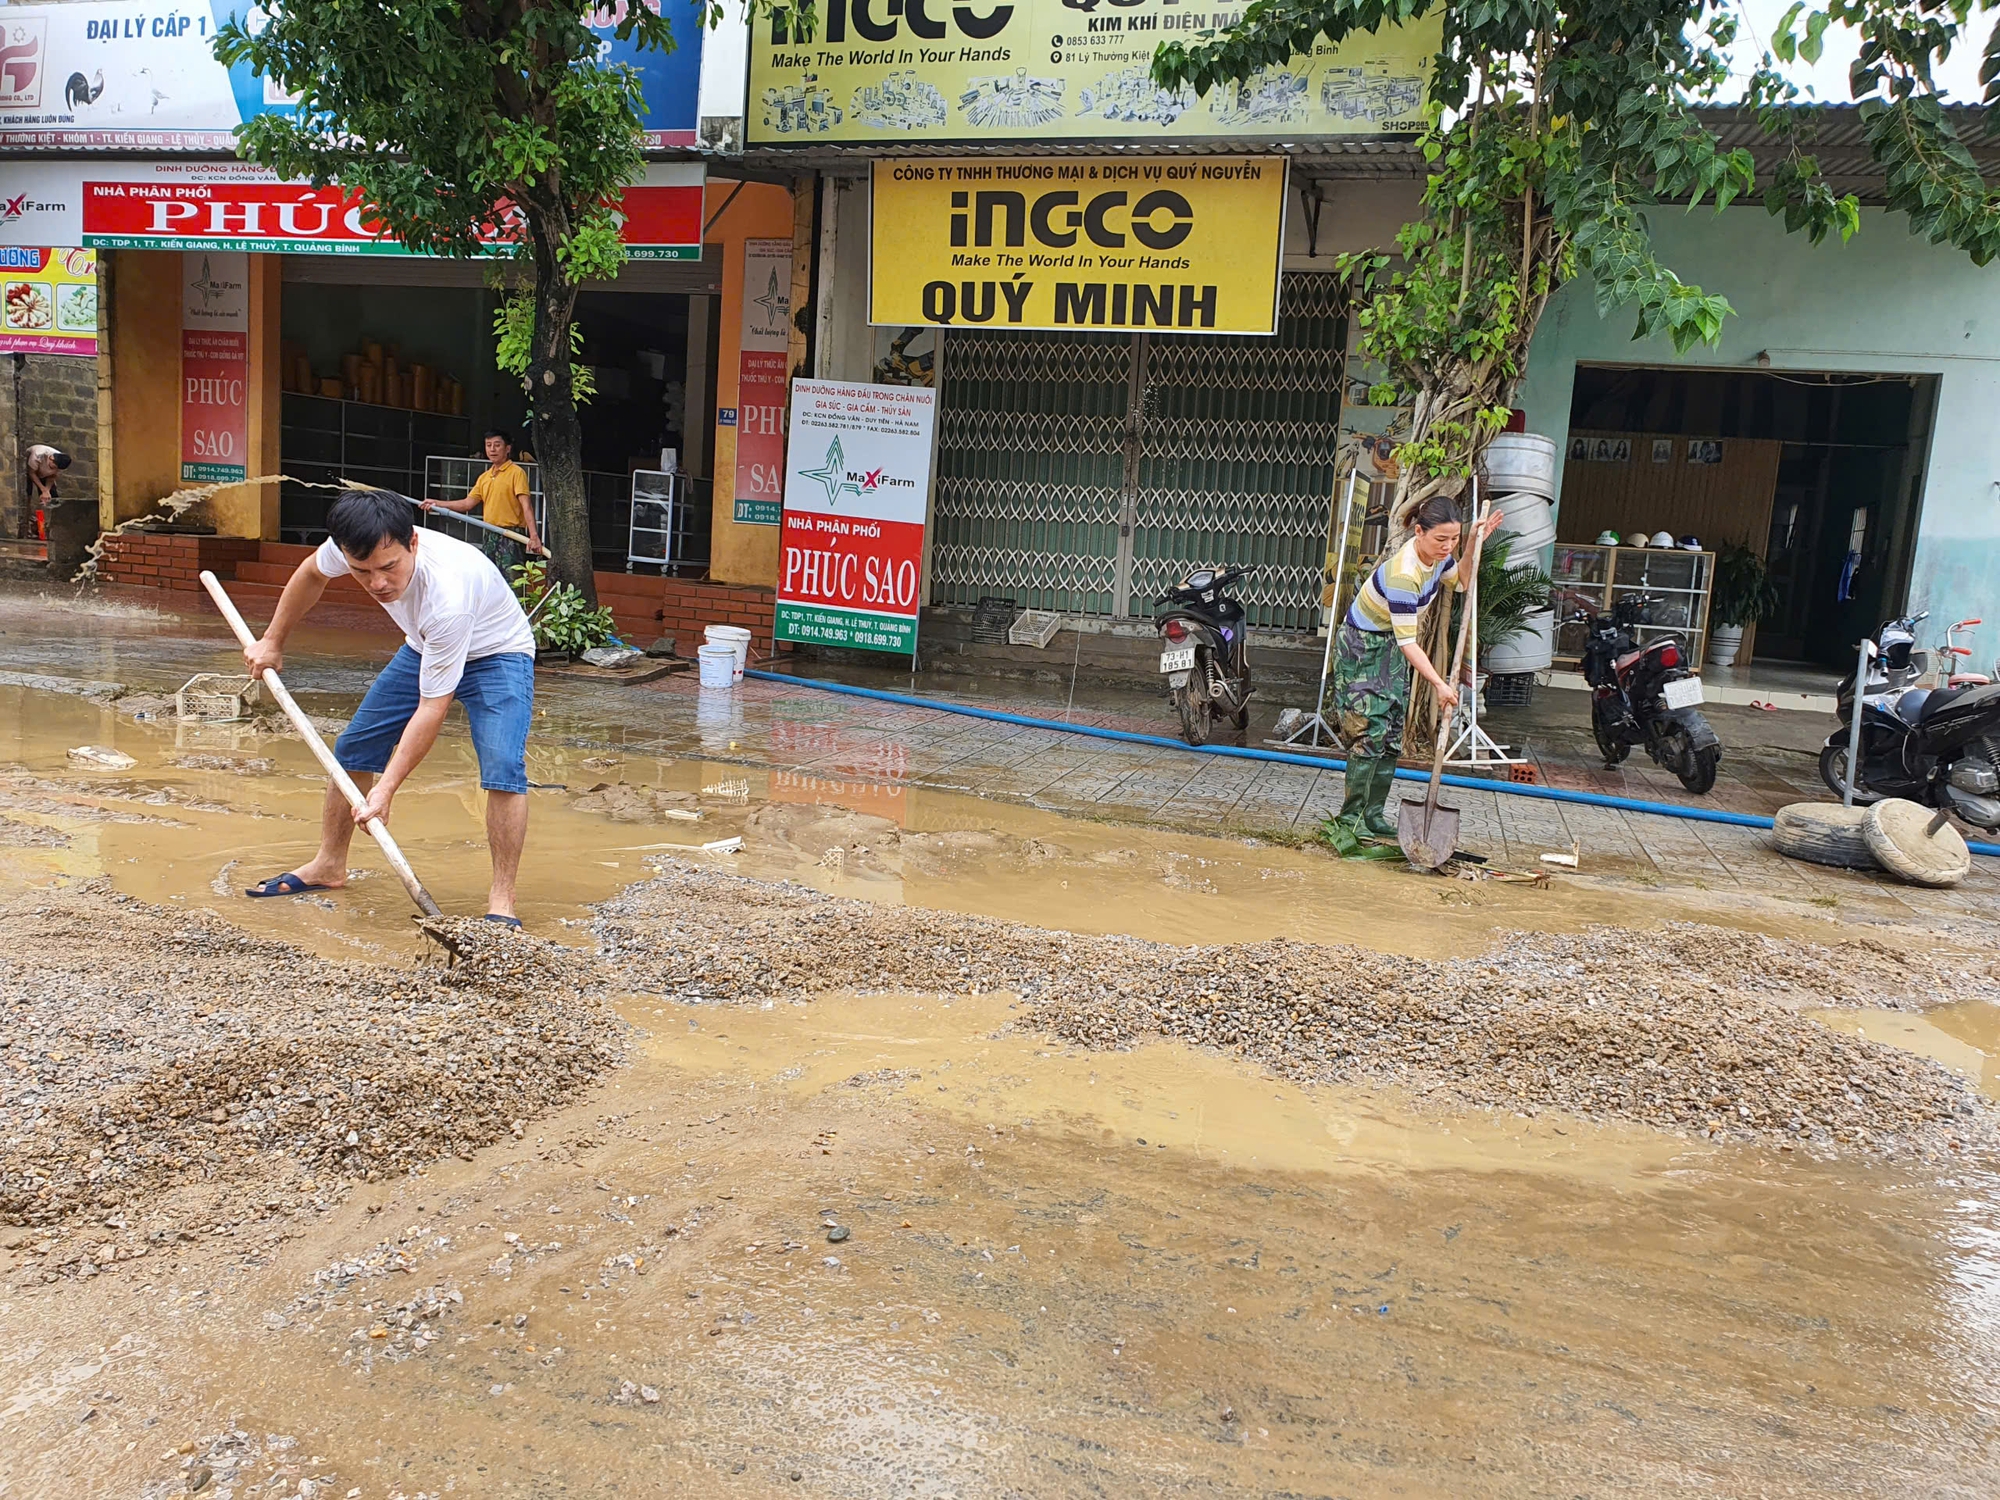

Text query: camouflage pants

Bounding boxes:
[482,532,526,578]
[1332,623,1408,760]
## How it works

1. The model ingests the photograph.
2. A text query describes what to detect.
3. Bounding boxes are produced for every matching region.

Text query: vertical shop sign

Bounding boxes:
[775,379,935,655]
[179,250,249,483]
[732,237,793,525]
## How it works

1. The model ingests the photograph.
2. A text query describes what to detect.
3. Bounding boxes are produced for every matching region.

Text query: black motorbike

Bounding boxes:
[1155,565,1255,747]
[1818,611,2000,832]
[1573,594,1723,794]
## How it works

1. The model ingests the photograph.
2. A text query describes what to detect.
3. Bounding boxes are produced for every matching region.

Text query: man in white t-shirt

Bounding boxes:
[238,487,538,927]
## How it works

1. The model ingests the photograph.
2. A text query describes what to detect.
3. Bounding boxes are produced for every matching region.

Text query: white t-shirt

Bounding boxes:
[315,530,535,698]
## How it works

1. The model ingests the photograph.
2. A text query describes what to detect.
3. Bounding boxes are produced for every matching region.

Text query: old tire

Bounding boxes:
[1770,802,1877,870]
[1862,797,1971,888]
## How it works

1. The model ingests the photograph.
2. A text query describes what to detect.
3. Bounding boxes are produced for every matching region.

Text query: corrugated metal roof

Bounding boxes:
[710,104,1997,197]
[723,134,1427,179]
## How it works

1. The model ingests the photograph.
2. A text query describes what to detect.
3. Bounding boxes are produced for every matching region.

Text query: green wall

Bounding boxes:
[1517,206,2000,647]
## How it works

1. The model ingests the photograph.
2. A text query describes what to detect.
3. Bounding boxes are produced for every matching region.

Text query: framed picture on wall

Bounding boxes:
[1688,439,1723,465]
[1592,438,1614,462]
[1651,438,1673,463]
[1569,436,1590,461]
[1610,438,1631,462]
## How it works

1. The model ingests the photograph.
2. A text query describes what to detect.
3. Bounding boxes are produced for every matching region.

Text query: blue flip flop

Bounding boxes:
[245,872,330,898]
[483,913,523,930]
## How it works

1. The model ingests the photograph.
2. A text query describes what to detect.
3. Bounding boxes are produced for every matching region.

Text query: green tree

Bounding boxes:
[215,0,688,604]
[1152,0,1997,736]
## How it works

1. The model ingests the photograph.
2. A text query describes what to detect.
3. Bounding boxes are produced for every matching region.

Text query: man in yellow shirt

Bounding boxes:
[423,429,546,573]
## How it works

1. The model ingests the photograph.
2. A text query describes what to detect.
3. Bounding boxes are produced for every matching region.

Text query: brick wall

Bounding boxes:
[2,354,100,538]
[96,533,261,591]
[594,573,781,659]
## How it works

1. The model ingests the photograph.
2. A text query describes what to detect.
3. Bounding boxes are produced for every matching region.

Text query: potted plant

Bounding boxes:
[510,560,616,660]
[1709,544,1780,667]
[1453,536,1555,687]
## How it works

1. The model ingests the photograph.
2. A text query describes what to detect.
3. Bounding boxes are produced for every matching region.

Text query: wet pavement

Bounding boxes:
[0,581,1998,1497]
[1,582,1995,931]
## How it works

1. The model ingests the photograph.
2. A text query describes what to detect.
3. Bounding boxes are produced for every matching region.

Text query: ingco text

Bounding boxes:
[769,0,1012,43]
[949,188,1194,251]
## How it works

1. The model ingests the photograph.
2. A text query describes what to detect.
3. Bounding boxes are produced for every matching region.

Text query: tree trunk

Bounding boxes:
[524,215,595,606]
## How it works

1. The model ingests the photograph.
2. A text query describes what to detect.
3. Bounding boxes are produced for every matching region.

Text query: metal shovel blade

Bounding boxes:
[1397,797,1460,871]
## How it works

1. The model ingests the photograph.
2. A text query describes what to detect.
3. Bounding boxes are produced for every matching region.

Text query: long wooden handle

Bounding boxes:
[199,571,444,919]
[1423,492,1491,811]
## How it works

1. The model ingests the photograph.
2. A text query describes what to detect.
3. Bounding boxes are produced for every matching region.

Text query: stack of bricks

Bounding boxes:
[659,578,780,660]
[96,533,261,591]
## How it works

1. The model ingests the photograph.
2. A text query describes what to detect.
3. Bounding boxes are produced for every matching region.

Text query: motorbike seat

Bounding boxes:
[1915,685,1969,723]
[1613,646,1648,673]
[1893,687,1934,723]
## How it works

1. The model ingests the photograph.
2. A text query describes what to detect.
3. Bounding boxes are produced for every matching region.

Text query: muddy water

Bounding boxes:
[0,685,1882,965]
[1813,1002,2000,1101]
[3,678,2000,1494]
[20,989,1995,1496]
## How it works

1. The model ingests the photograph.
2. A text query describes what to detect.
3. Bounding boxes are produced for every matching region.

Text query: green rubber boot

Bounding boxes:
[1360,755,1400,839]
[1336,756,1375,829]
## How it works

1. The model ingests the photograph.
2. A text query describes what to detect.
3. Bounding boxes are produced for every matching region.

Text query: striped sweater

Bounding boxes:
[1346,537,1462,644]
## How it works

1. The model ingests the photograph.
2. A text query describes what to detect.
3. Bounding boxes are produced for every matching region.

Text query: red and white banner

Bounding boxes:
[0,160,704,259]
[730,237,792,525]
[180,249,249,484]
[775,379,935,656]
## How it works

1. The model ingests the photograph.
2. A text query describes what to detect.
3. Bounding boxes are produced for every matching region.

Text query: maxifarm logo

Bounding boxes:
[0,187,68,226]
[796,437,917,507]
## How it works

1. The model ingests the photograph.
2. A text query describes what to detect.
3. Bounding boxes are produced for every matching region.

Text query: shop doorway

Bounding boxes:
[277,257,720,572]
[930,273,1345,631]
[1562,365,1935,667]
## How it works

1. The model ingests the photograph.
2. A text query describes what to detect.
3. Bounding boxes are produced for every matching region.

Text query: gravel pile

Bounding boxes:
[596,862,1995,1155]
[0,888,621,1266]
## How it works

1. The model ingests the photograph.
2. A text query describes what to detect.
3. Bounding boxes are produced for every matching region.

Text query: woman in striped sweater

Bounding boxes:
[1329,494,1504,842]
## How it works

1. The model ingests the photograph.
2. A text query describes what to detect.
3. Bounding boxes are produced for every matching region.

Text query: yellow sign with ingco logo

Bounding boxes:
[870,155,1287,335]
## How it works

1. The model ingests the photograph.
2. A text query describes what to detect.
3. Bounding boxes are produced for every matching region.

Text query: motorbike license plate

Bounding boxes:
[1160,647,1196,673]
[1662,677,1704,709]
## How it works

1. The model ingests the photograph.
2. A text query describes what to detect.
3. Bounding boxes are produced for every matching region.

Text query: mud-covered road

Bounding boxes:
[0,653,1998,1496]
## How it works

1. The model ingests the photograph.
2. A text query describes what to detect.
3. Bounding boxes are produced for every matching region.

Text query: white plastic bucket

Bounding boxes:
[705,624,752,682]
[697,643,737,688]
[1490,490,1556,563]
[1482,608,1555,673]
[1481,433,1557,499]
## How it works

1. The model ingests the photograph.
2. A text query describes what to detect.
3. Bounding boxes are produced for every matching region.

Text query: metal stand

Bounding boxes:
[1268,469,1358,753]
[1443,681,1526,768]
[1444,476,1525,770]
[1843,635,1871,807]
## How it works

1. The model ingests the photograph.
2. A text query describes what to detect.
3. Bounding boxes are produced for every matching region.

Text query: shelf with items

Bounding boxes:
[1550,543,1715,669]
[278,394,473,544]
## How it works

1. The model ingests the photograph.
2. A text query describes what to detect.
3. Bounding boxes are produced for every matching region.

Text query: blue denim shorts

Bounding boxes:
[335,644,535,794]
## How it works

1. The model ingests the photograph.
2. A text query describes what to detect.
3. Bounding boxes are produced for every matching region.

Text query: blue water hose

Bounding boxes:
[745,667,2000,859]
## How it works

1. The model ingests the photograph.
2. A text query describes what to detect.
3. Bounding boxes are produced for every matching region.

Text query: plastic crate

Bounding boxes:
[1485,671,1536,708]
[969,596,1016,645]
[176,673,261,723]
[1008,610,1065,649]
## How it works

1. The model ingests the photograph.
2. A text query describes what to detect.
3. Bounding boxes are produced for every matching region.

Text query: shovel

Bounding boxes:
[1398,489,1491,871]
[199,570,445,919]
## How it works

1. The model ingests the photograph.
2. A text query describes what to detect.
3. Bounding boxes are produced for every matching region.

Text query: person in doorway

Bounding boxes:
[422,429,545,574]
[240,487,538,927]
[25,444,69,538]
[1328,494,1504,844]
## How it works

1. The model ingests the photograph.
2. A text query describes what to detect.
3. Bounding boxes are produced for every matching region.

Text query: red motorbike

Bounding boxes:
[1573,594,1722,794]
